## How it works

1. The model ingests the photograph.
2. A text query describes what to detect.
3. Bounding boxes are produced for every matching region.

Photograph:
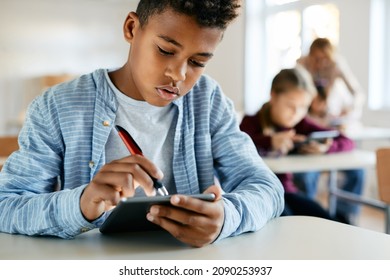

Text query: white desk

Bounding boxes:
[1,216,390,260]
[263,150,377,217]
[263,150,375,174]
[344,125,390,142]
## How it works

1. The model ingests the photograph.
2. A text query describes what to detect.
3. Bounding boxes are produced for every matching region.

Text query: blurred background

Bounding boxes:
[1,0,389,134]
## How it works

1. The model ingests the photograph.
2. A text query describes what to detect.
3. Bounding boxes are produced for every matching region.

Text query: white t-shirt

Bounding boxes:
[104,70,178,195]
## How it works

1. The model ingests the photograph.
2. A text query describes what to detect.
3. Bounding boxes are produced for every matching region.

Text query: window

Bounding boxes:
[368,0,390,110]
[245,0,340,115]
[302,4,339,50]
[266,10,301,73]
[266,0,299,6]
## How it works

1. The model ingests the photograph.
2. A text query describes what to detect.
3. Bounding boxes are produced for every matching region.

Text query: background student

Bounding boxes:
[0,0,284,247]
[296,37,365,129]
[295,38,366,224]
[240,67,354,223]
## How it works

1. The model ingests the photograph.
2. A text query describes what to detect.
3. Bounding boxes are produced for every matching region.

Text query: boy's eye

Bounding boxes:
[157,45,206,68]
[189,59,205,68]
[158,46,174,56]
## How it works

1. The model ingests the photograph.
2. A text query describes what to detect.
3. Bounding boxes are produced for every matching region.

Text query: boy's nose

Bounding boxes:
[165,61,187,83]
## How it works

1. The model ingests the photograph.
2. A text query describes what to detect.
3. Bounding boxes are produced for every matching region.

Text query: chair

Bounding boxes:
[0,136,19,170]
[376,148,390,233]
[329,147,390,234]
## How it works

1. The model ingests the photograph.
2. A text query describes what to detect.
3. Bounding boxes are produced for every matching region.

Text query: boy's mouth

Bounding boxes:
[155,86,180,101]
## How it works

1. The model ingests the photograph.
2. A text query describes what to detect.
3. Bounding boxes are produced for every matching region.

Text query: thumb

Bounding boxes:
[287,129,296,137]
[203,185,223,201]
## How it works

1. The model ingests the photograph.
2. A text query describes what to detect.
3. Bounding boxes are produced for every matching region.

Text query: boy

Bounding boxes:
[0,0,283,247]
[240,68,358,223]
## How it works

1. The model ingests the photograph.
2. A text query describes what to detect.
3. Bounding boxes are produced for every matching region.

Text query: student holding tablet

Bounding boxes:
[0,0,284,247]
[240,67,355,222]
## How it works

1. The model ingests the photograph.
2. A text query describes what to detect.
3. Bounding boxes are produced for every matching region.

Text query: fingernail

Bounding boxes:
[147,213,154,222]
[157,170,164,179]
[150,206,159,215]
[171,195,180,205]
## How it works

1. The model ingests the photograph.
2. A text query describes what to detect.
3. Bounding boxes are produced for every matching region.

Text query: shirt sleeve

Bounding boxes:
[209,89,285,241]
[0,94,98,239]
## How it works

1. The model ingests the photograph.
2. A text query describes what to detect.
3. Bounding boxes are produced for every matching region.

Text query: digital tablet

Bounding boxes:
[99,193,216,234]
[294,130,340,148]
[307,130,340,141]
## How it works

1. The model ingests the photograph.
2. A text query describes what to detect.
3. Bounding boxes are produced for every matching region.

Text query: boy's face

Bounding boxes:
[270,89,312,128]
[120,9,224,107]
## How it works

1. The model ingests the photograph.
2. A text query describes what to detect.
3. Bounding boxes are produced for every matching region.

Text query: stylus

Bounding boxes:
[115,125,169,196]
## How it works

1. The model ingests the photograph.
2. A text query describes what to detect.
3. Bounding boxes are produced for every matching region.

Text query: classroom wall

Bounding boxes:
[337,0,370,106]
[0,0,244,136]
[0,0,388,136]
[0,0,130,135]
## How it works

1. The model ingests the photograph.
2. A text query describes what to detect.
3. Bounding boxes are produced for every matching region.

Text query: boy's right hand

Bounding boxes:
[271,130,305,155]
[80,155,163,221]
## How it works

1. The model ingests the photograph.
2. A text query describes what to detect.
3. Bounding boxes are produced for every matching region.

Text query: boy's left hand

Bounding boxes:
[146,185,224,248]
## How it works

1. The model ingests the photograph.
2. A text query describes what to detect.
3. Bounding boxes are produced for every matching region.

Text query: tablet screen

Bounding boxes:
[308,130,340,141]
[99,193,215,234]
[294,130,340,149]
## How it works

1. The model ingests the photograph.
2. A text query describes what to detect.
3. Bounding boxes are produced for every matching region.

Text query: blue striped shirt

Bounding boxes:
[0,69,284,240]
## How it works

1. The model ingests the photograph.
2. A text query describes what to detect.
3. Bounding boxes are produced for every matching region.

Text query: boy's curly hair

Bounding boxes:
[136,0,241,29]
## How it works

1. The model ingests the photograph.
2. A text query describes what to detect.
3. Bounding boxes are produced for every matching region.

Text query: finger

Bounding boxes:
[203,185,223,200]
[146,211,216,247]
[147,216,209,247]
[96,162,156,196]
[93,170,137,198]
[92,171,134,198]
[302,144,322,154]
[325,138,334,145]
[292,134,307,142]
[158,194,224,226]
[285,139,294,151]
[169,195,216,217]
[111,156,163,196]
[114,155,164,180]
[317,144,329,154]
[81,182,122,221]
[148,205,214,228]
[286,129,296,137]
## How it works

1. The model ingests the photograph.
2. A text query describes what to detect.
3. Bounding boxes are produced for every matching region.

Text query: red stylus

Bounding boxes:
[115,125,169,196]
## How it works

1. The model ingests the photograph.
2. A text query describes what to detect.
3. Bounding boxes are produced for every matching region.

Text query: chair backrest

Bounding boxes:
[0,136,19,157]
[376,148,390,204]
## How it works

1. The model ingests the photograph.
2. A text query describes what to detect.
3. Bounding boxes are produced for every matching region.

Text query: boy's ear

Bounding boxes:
[269,91,277,104]
[123,12,139,43]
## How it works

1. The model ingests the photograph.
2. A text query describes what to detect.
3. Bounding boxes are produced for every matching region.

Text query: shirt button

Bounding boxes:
[80,227,90,233]
[89,161,95,168]
[102,120,110,127]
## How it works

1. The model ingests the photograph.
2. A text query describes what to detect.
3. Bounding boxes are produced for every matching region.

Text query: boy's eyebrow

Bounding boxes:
[158,34,214,58]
